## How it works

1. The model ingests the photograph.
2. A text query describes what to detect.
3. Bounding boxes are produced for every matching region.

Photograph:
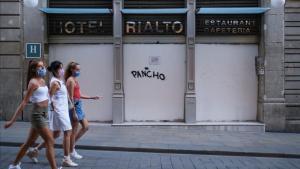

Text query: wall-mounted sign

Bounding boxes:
[149,56,160,65]
[48,14,113,35]
[26,43,41,58]
[124,15,185,35]
[196,15,260,35]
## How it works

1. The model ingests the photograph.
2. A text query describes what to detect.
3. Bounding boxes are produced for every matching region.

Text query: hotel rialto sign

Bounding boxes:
[47,14,185,35]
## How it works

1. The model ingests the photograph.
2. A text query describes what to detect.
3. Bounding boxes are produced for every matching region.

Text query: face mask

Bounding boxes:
[73,71,80,77]
[59,69,65,77]
[37,67,47,77]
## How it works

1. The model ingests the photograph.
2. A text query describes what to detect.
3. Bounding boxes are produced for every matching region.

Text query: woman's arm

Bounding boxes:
[80,94,100,100]
[66,78,78,121]
[4,81,37,128]
[66,78,75,102]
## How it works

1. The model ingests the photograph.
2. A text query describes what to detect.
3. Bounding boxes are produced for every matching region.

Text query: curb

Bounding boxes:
[1,141,300,159]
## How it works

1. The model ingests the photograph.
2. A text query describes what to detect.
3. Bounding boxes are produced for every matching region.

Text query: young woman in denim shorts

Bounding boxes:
[65,62,101,159]
[4,60,61,169]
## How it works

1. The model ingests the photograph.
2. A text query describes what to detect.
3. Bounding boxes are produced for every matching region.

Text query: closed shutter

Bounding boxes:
[49,0,112,8]
[196,0,259,7]
[124,0,185,9]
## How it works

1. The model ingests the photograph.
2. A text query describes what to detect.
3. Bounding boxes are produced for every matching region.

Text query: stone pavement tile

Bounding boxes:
[224,158,243,169]
[215,165,227,169]
[140,153,152,169]
[200,157,219,169]
[21,162,47,169]
[239,158,260,169]
[179,155,195,169]
[253,157,278,169]
[219,156,234,167]
[149,154,162,169]
[202,163,218,169]
[160,154,173,169]
[190,156,207,169]
[95,158,118,169]
[270,159,292,169]
[198,156,213,164]
[115,153,131,169]
[171,155,185,169]
[211,156,224,166]
[127,154,141,169]
[288,159,300,169]
[75,159,97,167]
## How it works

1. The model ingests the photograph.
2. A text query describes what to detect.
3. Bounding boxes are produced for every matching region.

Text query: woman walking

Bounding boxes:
[27,61,78,167]
[65,62,100,159]
[4,60,61,169]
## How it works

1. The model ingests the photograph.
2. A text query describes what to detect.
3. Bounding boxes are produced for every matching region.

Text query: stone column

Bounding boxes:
[112,0,125,124]
[185,0,196,123]
[262,0,286,131]
[22,0,48,121]
[0,0,23,120]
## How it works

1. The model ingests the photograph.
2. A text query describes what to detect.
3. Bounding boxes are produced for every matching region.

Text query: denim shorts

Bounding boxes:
[69,99,85,121]
[31,105,48,129]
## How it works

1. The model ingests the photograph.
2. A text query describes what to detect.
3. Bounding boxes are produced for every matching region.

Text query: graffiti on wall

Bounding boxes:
[131,67,166,81]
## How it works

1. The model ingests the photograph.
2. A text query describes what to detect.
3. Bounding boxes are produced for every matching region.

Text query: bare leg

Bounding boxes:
[35,131,60,150]
[63,130,72,156]
[36,127,57,169]
[12,128,39,165]
[75,119,89,142]
[70,120,79,153]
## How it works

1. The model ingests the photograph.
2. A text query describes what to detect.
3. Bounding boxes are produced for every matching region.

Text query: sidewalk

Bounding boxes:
[1,122,300,158]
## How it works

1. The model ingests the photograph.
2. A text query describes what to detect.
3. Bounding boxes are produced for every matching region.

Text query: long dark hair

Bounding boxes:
[65,62,79,81]
[47,60,62,78]
[27,60,40,86]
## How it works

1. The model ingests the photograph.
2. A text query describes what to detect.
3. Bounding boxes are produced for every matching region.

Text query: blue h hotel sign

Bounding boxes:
[26,43,41,58]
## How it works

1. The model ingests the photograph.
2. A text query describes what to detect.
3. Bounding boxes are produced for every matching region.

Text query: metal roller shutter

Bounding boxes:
[49,0,112,8]
[124,0,185,9]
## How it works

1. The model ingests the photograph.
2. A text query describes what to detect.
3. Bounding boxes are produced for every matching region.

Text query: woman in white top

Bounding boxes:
[4,60,60,169]
[28,61,78,167]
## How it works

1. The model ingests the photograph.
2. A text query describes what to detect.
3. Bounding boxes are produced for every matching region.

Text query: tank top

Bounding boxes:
[50,77,68,112]
[73,81,81,99]
[30,85,49,103]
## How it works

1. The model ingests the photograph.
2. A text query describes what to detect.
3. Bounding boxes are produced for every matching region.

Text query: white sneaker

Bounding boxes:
[26,147,39,163]
[8,163,21,169]
[62,156,78,167]
[70,149,82,159]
